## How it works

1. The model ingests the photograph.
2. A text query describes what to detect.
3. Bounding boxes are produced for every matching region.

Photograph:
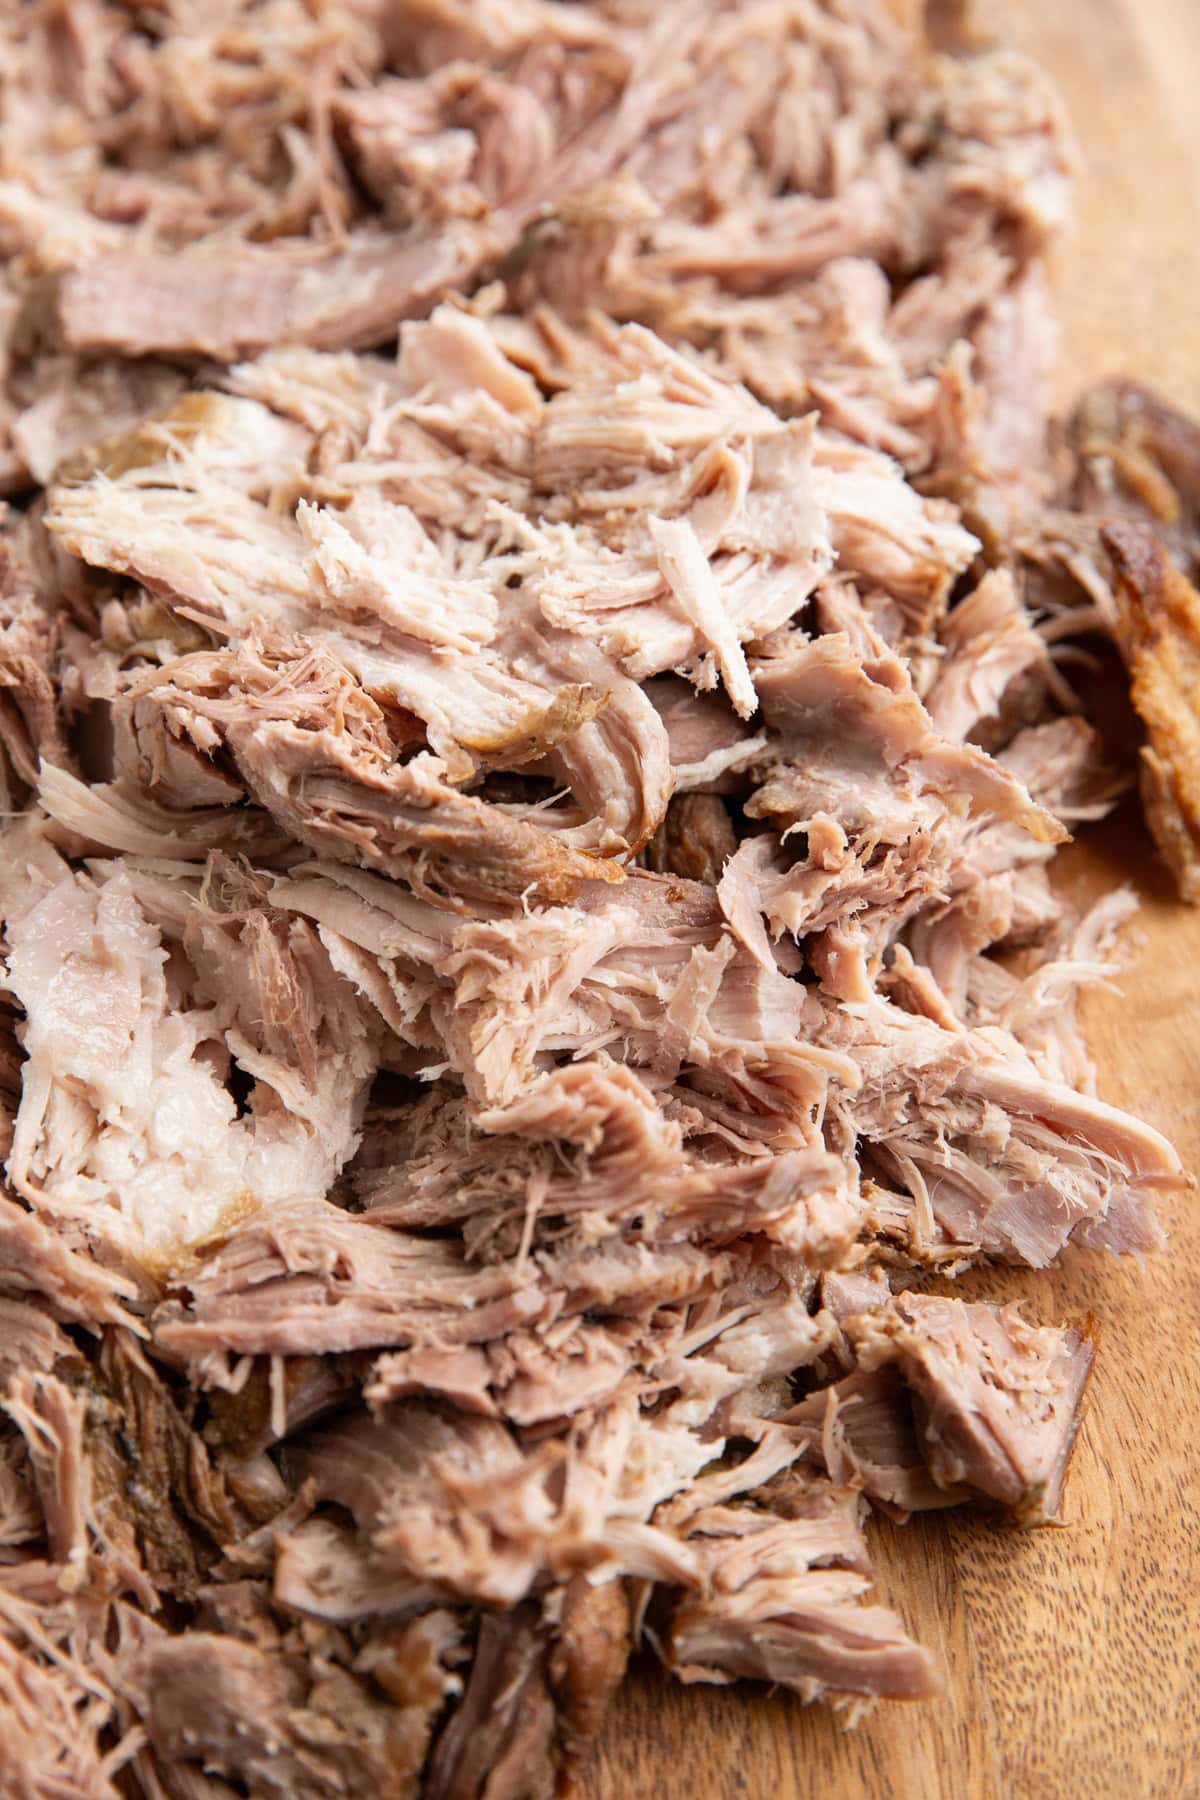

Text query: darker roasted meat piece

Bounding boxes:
[644,793,737,885]
[426,1611,557,1800]
[1104,523,1200,902]
[1071,380,1200,577]
[140,1631,446,1799]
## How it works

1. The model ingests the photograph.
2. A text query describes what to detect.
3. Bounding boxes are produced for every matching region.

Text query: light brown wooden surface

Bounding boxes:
[585,5,1200,1795]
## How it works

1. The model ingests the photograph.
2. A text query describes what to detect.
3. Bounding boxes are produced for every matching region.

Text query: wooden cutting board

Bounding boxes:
[585,4,1200,1795]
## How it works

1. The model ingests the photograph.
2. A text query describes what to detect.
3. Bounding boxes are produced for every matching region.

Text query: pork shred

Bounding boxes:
[0,1,1186,1794]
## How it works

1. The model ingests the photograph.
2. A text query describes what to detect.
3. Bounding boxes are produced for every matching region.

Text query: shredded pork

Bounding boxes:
[0,0,1191,1793]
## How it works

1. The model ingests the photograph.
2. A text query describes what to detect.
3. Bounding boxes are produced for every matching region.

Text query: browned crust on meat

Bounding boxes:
[1103,522,1200,900]
[550,1576,634,1761]
[643,792,736,884]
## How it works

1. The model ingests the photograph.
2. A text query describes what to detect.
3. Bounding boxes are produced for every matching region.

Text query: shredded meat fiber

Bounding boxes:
[0,1,1191,1793]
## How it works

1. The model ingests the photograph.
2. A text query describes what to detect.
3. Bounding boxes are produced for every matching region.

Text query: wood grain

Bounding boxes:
[584,5,1200,1795]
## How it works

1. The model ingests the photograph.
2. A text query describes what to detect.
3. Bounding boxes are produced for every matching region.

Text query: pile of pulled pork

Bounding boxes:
[1,1,1198,1794]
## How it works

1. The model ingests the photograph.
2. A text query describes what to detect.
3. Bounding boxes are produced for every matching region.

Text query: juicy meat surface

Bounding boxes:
[0,1,1185,1794]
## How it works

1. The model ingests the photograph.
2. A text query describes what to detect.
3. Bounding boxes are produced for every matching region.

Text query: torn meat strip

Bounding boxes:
[425,1609,557,1800]
[665,1471,940,1703]
[786,1364,964,1518]
[153,1201,545,1359]
[790,1294,1095,1524]
[854,1295,1094,1520]
[0,1622,131,1799]
[819,992,1178,1267]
